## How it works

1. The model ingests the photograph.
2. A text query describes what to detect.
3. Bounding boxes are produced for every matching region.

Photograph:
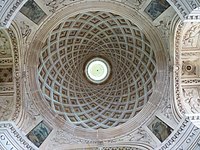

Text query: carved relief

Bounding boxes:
[7,27,22,121]
[182,87,200,113]
[0,30,11,57]
[167,0,199,20]
[0,58,13,65]
[0,84,14,92]
[129,127,153,143]
[0,122,36,150]
[50,130,79,145]
[44,0,145,13]
[174,21,190,114]
[45,0,60,13]
[48,127,156,149]
[183,24,200,48]
[162,104,173,120]
[182,60,197,77]
[0,67,13,82]
[158,117,200,150]
[22,97,41,133]
[20,21,32,42]
[0,0,27,28]
[156,16,171,38]
[0,0,6,8]
[122,0,145,8]
[0,96,13,121]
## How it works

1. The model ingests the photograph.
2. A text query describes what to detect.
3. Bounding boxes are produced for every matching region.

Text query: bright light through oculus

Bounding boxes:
[85,58,110,84]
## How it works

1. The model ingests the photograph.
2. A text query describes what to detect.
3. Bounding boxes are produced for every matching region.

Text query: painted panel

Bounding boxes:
[148,117,173,142]
[27,121,52,147]
[144,0,170,20]
[20,0,46,25]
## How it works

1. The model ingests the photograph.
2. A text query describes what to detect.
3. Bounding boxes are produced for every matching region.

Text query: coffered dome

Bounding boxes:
[38,11,157,129]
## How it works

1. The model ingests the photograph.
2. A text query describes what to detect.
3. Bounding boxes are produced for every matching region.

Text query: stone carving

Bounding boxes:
[128,127,152,143]
[23,99,41,133]
[181,52,200,57]
[0,122,36,150]
[158,117,200,150]
[45,0,69,13]
[183,24,200,47]
[174,21,185,114]
[0,58,13,65]
[182,87,200,113]
[0,0,26,28]
[182,60,197,77]
[0,0,6,8]
[0,85,14,92]
[0,30,11,56]
[182,79,200,85]
[0,96,13,121]
[167,0,198,20]
[0,67,13,82]
[187,0,199,9]
[48,126,156,149]
[156,17,171,38]
[122,0,144,7]
[162,104,173,120]
[7,27,21,121]
[20,21,32,42]
[50,130,80,145]
[44,0,145,13]
[102,147,140,150]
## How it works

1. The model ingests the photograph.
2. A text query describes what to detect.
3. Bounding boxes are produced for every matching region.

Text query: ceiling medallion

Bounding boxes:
[85,57,111,84]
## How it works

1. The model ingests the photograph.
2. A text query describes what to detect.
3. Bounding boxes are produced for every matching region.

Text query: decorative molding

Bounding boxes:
[174,21,200,115]
[44,0,145,13]
[181,79,200,85]
[167,0,200,21]
[174,21,185,114]
[182,52,200,57]
[0,121,37,150]
[0,58,13,65]
[7,26,22,122]
[0,0,28,28]
[0,84,14,92]
[157,117,200,150]
[48,126,156,149]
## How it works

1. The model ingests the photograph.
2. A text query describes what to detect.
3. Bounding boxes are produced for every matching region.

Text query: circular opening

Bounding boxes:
[186,65,192,71]
[85,57,110,84]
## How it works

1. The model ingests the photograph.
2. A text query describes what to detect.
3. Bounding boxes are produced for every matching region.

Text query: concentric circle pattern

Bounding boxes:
[38,11,157,129]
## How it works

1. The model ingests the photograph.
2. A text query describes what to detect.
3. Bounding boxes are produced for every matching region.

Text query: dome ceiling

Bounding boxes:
[38,11,157,129]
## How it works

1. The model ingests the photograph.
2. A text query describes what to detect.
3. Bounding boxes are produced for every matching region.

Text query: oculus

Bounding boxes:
[85,57,110,84]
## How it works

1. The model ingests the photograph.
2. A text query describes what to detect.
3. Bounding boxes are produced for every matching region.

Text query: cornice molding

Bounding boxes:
[157,116,200,150]
[0,0,28,28]
[167,0,200,21]
[0,121,37,150]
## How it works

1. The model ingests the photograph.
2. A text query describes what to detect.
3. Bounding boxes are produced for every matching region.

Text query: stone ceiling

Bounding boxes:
[38,11,157,129]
